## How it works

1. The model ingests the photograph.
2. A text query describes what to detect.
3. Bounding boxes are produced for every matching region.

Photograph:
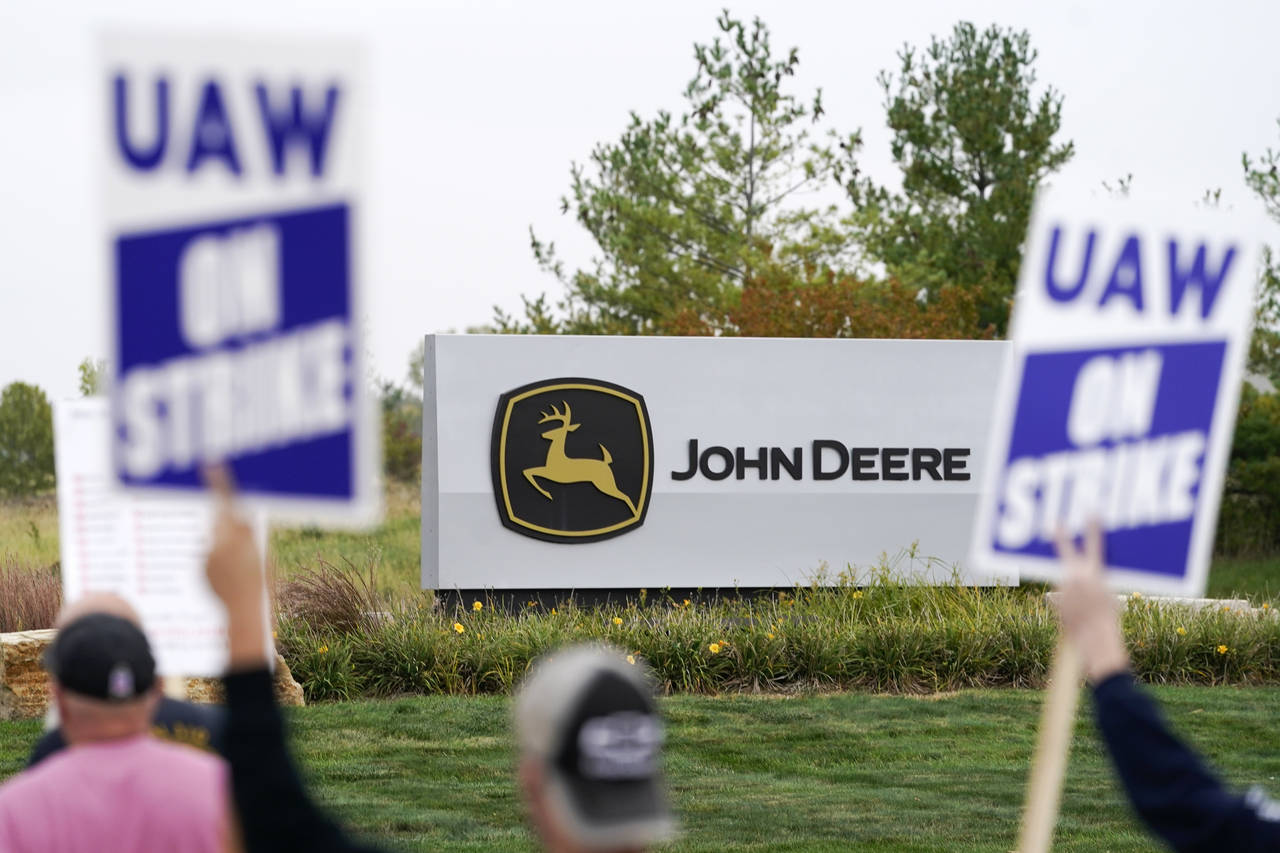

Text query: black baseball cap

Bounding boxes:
[515,645,676,850]
[45,613,157,702]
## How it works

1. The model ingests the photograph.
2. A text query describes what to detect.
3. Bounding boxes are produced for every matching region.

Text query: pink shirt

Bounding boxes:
[0,734,228,853]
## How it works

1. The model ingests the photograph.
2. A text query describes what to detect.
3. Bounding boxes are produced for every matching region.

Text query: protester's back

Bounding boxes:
[27,593,228,769]
[0,611,234,853]
[0,734,228,853]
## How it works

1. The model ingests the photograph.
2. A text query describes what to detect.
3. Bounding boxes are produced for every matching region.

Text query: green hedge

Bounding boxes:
[277,573,1280,703]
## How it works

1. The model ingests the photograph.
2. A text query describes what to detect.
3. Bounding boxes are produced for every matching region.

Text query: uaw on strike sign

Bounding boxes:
[103,34,379,523]
[972,189,1266,596]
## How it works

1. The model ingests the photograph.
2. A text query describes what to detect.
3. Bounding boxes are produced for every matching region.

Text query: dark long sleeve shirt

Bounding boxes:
[1093,671,1280,852]
[223,668,383,853]
[28,698,227,768]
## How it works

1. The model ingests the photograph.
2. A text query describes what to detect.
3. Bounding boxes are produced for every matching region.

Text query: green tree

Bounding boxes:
[77,357,107,396]
[849,22,1074,335]
[0,382,55,497]
[1219,384,1280,554]
[406,340,428,394]
[379,346,426,483]
[496,11,858,335]
[1213,117,1280,554]
[1243,119,1280,386]
[380,380,421,483]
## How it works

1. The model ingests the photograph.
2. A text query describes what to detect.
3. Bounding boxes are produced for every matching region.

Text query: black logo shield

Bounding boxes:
[491,378,653,543]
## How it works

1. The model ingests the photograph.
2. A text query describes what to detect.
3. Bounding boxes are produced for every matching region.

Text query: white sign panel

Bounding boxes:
[971,189,1266,596]
[423,335,1009,590]
[102,32,378,525]
[54,398,263,677]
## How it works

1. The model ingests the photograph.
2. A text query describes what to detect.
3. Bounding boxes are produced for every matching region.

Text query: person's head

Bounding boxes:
[45,610,160,745]
[514,645,676,853]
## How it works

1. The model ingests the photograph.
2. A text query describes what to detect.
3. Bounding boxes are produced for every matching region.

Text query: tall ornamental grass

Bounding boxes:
[0,556,61,632]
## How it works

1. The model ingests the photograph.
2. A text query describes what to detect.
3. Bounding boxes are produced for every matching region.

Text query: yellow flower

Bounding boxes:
[851,591,864,600]
[682,599,691,609]
[1222,606,1231,613]
[626,655,636,665]
[1176,627,1187,636]
[708,643,722,654]
[1130,591,1142,600]
[613,617,623,626]
[271,631,277,639]
[1264,603,1272,611]
[766,633,775,640]
[453,622,465,634]
[527,601,537,608]
[472,600,483,612]
[1217,644,1229,655]
[317,644,328,654]
[550,608,557,615]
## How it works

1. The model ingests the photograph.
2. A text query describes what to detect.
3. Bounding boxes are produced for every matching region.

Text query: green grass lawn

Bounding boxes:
[5,685,1278,851]
[270,481,422,597]
[1208,555,1280,601]
[0,484,424,598]
[0,495,59,567]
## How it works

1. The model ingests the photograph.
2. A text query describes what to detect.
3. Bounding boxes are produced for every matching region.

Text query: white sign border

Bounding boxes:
[100,33,381,528]
[970,191,1261,597]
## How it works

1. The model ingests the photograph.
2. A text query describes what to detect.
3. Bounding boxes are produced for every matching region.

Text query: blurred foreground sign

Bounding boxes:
[102,33,378,524]
[972,189,1265,595]
[54,398,267,677]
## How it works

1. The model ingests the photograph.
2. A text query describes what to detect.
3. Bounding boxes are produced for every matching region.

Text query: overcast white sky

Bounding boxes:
[2,0,1278,400]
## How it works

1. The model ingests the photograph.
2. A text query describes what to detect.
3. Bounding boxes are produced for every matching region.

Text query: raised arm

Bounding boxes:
[204,467,382,853]
[1055,524,1280,852]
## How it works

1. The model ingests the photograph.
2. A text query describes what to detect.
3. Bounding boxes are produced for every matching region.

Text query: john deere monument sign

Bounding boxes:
[421,335,1006,591]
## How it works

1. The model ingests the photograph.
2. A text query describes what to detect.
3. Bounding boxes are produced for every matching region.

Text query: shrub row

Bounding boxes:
[276,568,1280,703]
[2,556,1275,701]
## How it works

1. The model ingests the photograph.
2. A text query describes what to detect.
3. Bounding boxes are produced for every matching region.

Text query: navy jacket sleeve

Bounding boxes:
[223,668,383,853]
[25,729,66,768]
[1092,671,1280,852]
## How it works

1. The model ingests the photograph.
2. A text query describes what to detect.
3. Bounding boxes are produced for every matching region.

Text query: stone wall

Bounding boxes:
[0,629,303,720]
[0,630,56,721]
[183,655,306,708]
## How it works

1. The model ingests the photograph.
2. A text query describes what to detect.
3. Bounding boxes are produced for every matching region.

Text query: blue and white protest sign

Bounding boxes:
[971,188,1266,595]
[102,33,379,524]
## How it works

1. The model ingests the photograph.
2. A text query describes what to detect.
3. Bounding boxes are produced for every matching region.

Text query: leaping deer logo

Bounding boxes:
[522,402,639,518]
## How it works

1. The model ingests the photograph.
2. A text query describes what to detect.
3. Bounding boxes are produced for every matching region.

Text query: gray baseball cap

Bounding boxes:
[515,645,676,850]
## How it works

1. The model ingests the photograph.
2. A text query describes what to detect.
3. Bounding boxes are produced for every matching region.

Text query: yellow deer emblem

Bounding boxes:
[522,402,639,518]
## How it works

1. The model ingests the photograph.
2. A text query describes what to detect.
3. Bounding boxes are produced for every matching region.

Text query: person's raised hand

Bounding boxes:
[1053,521,1130,684]
[203,465,269,670]
[204,466,261,610]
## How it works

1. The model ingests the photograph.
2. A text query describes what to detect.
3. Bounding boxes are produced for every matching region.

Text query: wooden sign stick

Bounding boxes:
[1016,638,1083,853]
